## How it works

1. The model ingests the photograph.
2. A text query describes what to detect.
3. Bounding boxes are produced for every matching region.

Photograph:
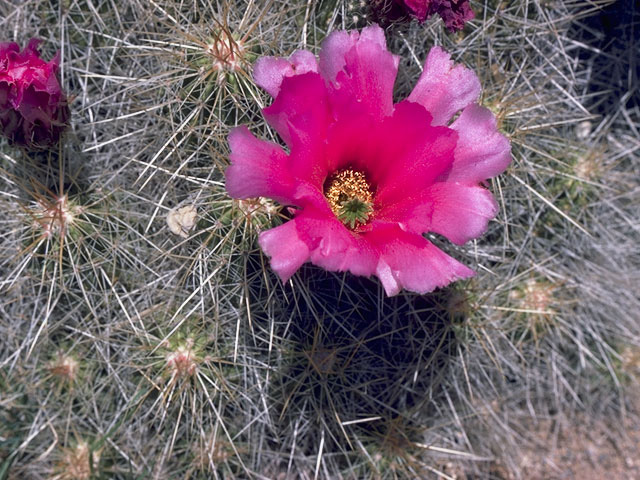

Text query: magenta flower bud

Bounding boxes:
[0,38,70,149]
[431,0,474,32]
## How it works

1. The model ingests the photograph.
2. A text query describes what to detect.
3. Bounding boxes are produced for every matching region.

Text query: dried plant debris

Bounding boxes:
[167,205,198,238]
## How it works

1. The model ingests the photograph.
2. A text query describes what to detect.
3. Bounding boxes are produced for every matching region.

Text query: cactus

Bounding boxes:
[1,1,638,479]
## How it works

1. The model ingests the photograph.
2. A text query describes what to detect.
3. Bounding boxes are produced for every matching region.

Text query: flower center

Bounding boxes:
[324,168,374,230]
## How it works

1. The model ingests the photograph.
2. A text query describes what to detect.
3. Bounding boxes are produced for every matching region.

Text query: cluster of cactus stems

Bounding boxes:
[1,1,639,479]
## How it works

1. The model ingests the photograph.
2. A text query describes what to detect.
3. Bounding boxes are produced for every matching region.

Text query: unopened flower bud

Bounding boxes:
[0,38,70,149]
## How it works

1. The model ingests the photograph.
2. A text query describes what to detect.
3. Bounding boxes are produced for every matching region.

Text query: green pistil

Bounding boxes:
[337,198,373,229]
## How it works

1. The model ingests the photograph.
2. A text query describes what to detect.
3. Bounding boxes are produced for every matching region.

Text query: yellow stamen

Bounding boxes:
[324,168,374,229]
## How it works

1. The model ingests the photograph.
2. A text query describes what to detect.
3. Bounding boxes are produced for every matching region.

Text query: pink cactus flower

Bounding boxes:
[225,25,510,296]
[0,38,70,149]
[371,0,474,32]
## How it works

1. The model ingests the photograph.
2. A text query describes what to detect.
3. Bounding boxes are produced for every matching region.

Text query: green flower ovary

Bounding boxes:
[337,198,373,229]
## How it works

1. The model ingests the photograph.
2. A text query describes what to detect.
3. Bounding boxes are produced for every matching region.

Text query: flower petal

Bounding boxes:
[372,101,457,207]
[377,183,498,244]
[259,220,310,283]
[253,50,318,98]
[319,24,399,120]
[225,126,298,204]
[435,0,475,32]
[324,110,378,174]
[263,72,332,186]
[402,0,429,21]
[429,183,497,244]
[447,103,511,182]
[294,208,378,277]
[0,42,20,55]
[259,208,379,283]
[366,225,474,296]
[408,46,480,126]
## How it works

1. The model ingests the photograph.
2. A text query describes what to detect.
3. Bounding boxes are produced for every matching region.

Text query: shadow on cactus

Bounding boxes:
[567,0,640,118]
[245,253,462,465]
